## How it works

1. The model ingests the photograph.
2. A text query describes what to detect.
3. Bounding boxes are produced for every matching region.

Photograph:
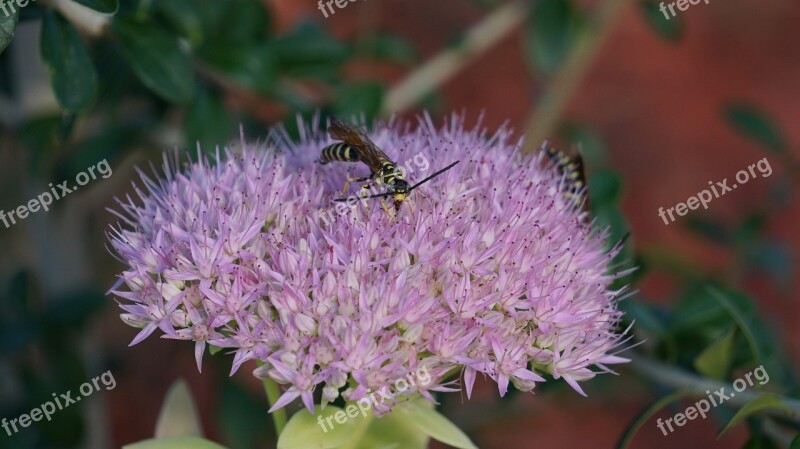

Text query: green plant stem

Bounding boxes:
[339,410,375,449]
[522,0,635,153]
[262,377,288,435]
[629,354,800,419]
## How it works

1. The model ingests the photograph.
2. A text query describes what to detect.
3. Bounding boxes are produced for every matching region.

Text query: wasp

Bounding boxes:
[319,117,459,215]
[543,144,590,215]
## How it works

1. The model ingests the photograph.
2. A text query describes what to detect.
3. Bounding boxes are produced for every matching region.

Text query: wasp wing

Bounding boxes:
[328,117,392,172]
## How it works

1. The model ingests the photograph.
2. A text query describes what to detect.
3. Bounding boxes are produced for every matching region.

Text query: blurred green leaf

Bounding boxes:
[588,169,622,208]
[44,287,105,330]
[639,1,683,42]
[724,103,786,154]
[616,389,693,449]
[277,405,357,449]
[72,0,118,13]
[215,0,271,45]
[685,216,732,245]
[156,0,206,44]
[523,0,583,73]
[271,23,350,78]
[0,2,18,54]
[706,286,794,387]
[356,32,417,65]
[113,18,194,104]
[790,435,800,449]
[219,379,271,449]
[186,86,233,152]
[397,400,478,449]
[199,43,277,94]
[359,403,430,449]
[333,82,385,122]
[742,435,780,449]
[124,437,228,449]
[560,122,606,168]
[41,11,98,112]
[693,327,736,380]
[717,394,790,437]
[155,380,203,438]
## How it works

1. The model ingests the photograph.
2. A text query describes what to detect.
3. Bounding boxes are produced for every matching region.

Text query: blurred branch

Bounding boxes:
[522,0,634,153]
[380,0,530,116]
[40,0,110,37]
[629,354,800,419]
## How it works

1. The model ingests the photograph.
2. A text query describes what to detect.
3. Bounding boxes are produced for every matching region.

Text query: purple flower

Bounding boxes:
[108,114,631,413]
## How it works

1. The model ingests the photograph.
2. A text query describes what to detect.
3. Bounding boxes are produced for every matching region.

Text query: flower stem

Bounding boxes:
[339,410,375,449]
[262,377,288,435]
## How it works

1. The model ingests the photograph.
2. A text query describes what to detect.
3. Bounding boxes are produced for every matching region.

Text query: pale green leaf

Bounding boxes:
[717,394,790,437]
[397,400,478,449]
[694,327,736,380]
[277,406,359,449]
[155,380,202,438]
[123,436,228,449]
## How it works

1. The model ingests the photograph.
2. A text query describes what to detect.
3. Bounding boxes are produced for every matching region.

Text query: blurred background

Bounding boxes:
[0,0,798,448]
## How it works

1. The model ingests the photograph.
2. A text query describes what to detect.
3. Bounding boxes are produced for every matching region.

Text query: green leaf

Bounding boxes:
[724,102,786,154]
[742,435,779,449]
[359,404,429,449]
[154,380,202,438]
[123,436,228,449]
[156,0,206,44]
[707,287,764,366]
[523,0,584,73]
[185,86,232,153]
[639,0,682,42]
[0,1,18,54]
[40,11,98,112]
[693,327,736,380]
[560,122,606,168]
[333,82,385,122]
[588,169,622,209]
[113,18,194,104]
[717,394,791,437]
[277,406,358,449]
[616,389,694,449]
[355,32,417,65]
[270,23,350,78]
[199,43,277,94]
[71,0,118,14]
[396,400,478,449]
[790,435,800,449]
[219,379,272,449]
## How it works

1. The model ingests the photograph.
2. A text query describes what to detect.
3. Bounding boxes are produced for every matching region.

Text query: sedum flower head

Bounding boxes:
[108,114,631,413]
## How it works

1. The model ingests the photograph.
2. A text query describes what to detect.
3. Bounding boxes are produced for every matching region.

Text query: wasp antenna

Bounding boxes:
[407,160,460,193]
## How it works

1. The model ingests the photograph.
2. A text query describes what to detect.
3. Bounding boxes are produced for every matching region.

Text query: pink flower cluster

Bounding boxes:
[108,115,631,414]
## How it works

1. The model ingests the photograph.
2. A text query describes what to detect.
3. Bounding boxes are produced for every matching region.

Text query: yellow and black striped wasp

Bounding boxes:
[319,117,459,214]
[543,144,590,214]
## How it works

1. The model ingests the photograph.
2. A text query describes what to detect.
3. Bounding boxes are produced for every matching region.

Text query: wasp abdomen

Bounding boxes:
[320,143,360,164]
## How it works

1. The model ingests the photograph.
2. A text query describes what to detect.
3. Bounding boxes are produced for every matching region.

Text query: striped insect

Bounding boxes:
[543,144,590,214]
[319,117,459,214]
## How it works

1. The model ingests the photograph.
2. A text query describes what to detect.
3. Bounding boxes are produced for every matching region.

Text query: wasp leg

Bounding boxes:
[380,199,394,216]
[342,176,372,194]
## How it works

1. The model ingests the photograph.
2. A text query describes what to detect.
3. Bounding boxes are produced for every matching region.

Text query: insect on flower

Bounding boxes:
[543,144,590,215]
[319,117,459,215]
